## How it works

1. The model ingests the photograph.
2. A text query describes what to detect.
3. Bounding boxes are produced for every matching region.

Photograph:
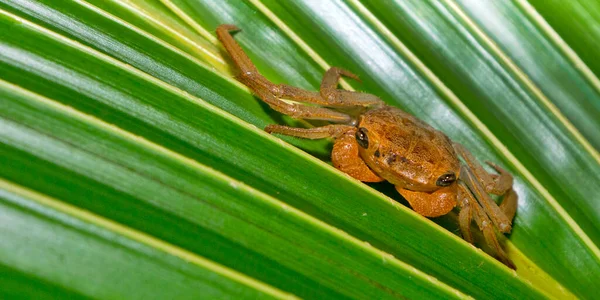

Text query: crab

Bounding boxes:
[217,24,518,269]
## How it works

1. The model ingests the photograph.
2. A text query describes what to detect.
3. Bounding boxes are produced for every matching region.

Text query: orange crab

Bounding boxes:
[217,24,518,269]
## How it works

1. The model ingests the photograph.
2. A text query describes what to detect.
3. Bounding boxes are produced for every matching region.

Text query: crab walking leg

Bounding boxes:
[216,25,256,76]
[468,190,516,270]
[454,143,513,196]
[499,188,518,222]
[215,25,322,102]
[265,124,354,139]
[485,162,514,195]
[217,25,351,122]
[460,166,512,233]
[251,85,352,122]
[457,183,474,244]
[320,67,384,107]
[217,25,380,108]
[454,143,494,188]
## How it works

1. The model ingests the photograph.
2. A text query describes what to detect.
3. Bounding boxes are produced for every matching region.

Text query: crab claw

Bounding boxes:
[397,183,458,217]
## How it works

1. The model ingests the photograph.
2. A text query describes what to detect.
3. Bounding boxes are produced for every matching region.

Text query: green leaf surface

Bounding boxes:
[451,0,600,151]
[526,0,600,108]
[0,180,287,300]
[0,0,598,298]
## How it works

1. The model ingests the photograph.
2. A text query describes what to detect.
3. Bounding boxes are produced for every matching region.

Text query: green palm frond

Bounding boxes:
[1,0,599,299]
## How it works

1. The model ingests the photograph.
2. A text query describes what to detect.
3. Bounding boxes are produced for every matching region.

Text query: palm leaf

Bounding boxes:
[1,0,598,298]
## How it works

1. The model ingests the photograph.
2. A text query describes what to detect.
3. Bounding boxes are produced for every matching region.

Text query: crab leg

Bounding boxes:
[217,25,354,122]
[454,143,513,196]
[217,25,380,112]
[457,183,474,244]
[460,165,512,233]
[499,188,518,222]
[320,67,384,107]
[473,209,516,269]
[216,25,319,102]
[459,182,516,269]
[265,124,354,139]
[454,143,514,232]
[484,162,514,195]
[252,85,352,122]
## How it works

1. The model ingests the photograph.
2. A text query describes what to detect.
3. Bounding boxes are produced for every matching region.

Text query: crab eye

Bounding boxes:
[355,127,369,149]
[436,172,456,187]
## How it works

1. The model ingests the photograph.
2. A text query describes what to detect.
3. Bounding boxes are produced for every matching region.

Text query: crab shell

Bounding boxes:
[356,106,461,215]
